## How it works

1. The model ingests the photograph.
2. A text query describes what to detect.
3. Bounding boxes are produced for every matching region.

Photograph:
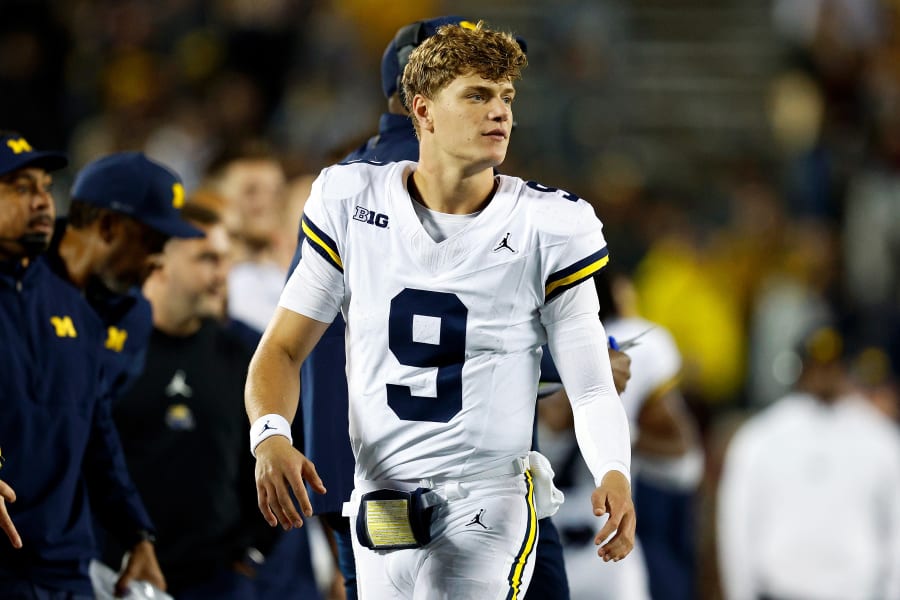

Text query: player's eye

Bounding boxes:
[16,182,41,196]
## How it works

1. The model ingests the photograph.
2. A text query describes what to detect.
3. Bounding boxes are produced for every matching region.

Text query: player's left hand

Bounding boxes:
[591,470,635,562]
[115,540,166,597]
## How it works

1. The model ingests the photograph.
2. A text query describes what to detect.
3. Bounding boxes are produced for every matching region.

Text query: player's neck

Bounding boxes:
[408,167,497,215]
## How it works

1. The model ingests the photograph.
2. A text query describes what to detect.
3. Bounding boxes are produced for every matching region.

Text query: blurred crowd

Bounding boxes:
[2,0,899,598]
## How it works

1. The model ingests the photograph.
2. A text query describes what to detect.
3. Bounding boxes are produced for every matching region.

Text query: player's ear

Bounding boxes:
[97,210,120,244]
[411,95,433,133]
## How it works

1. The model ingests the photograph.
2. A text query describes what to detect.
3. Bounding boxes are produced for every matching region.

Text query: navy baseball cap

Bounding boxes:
[381,16,472,99]
[71,152,203,239]
[0,133,68,177]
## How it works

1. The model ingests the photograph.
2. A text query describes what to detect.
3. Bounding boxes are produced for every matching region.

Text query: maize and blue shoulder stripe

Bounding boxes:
[301,215,343,273]
[545,247,609,302]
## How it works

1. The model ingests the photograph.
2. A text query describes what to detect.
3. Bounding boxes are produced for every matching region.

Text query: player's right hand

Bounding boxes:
[254,437,326,530]
[608,348,632,394]
[0,479,22,548]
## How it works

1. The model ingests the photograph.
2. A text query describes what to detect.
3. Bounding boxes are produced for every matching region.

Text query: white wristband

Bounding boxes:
[249,414,293,458]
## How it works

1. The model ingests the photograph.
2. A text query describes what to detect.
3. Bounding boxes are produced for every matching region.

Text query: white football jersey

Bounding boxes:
[281,160,610,482]
[604,317,682,434]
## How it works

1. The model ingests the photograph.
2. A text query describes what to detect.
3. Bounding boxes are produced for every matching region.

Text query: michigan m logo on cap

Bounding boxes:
[6,138,33,154]
[172,183,185,208]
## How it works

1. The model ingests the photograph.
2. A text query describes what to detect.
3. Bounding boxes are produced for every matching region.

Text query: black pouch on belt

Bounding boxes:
[355,487,435,550]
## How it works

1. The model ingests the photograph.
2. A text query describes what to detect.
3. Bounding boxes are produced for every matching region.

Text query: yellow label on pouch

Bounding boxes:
[365,499,417,546]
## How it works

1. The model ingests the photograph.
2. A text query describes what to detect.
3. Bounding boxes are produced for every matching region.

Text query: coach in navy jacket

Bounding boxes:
[0,133,163,598]
[44,152,203,402]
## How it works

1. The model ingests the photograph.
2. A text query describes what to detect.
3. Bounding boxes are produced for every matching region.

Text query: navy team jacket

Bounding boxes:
[45,220,153,401]
[0,257,153,594]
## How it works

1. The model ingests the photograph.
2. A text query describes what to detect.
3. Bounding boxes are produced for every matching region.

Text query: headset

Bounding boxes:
[392,21,431,111]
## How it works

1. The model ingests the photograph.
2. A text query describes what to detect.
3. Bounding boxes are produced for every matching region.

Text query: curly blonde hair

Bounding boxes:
[400,21,528,114]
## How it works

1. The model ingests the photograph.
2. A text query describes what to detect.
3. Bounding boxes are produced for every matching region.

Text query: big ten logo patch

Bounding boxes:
[50,316,77,338]
[353,206,389,228]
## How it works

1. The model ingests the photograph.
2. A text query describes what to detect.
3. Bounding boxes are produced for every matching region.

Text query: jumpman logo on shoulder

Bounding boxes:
[465,509,489,529]
[259,420,276,436]
[492,232,516,253]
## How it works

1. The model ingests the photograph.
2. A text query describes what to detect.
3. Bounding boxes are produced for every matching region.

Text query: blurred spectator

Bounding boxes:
[717,326,900,600]
[144,98,218,193]
[748,219,839,406]
[841,48,900,363]
[842,129,900,316]
[633,213,746,405]
[205,142,293,334]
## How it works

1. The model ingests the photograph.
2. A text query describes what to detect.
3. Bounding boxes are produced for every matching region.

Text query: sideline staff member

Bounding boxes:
[0,132,164,599]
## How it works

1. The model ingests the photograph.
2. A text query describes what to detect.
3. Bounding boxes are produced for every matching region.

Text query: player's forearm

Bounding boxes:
[245,338,302,424]
[245,308,331,423]
[572,398,631,485]
[546,307,631,484]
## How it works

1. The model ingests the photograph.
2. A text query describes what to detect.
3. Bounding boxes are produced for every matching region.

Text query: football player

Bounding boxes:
[247,22,634,598]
